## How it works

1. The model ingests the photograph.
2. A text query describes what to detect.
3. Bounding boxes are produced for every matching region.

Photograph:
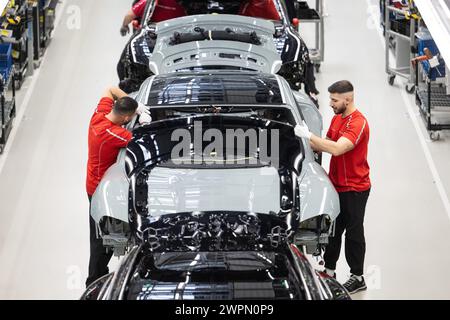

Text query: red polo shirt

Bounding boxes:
[239,0,281,21]
[326,109,371,193]
[132,0,147,18]
[86,98,132,196]
[132,0,186,22]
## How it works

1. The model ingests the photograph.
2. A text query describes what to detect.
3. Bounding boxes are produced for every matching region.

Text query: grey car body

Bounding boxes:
[83,8,342,299]
[83,71,344,300]
[81,242,350,300]
[149,14,322,137]
[118,0,316,94]
[148,14,282,75]
[91,70,338,256]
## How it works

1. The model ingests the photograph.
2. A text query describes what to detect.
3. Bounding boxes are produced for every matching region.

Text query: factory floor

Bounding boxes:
[0,0,449,299]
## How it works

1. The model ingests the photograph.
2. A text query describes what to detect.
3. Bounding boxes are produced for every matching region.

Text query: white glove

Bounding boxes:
[136,103,150,115]
[138,112,152,125]
[294,124,312,140]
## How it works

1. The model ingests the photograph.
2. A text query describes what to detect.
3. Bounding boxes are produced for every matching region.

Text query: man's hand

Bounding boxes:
[138,112,152,125]
[120,25,130,36]
[294,124,312,140]
[136,103,150,115]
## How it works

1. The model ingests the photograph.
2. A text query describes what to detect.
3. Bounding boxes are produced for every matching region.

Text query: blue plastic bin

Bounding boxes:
[0,43,13,81]
[416,31,446,80]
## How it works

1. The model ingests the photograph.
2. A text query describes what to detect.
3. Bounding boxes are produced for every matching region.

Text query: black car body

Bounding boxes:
[82,241,349,300]
[81,70,344,300]
[118,0,317,96]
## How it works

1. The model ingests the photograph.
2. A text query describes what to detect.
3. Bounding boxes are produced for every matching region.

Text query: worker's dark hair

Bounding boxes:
[328,80,354,94]
[113,97,138,116]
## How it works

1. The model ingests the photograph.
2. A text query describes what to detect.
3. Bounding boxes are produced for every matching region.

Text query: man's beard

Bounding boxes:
[333,103,347,115]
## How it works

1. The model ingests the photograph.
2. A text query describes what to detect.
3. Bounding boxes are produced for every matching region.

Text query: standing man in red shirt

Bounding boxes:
[295,80,370,294]
[239,0,281,21]
[120,0,186,36]
[120,0,147,36]
[86,87,151,286]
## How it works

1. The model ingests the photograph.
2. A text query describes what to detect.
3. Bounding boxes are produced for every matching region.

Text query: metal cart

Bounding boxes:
[30,0,58,61]
[40,0,58,50]
[384,0,418,93]
[414,48,449,141]
[0,0,30,89]
[294,0,324,73]
[0,45,16,154]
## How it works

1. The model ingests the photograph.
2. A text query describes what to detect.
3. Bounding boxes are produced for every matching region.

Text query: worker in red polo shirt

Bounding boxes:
[85,86,151,287]
[295,80,371,294]
[239,0,281,21]
[120,0,186,36]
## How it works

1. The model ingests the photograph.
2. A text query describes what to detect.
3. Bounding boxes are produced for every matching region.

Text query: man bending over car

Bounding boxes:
[85,87,151,286]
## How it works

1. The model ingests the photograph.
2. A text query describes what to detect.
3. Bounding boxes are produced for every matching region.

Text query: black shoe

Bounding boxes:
[343,275,367,294]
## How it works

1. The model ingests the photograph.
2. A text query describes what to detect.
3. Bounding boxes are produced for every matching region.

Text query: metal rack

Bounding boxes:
[0,65,16,154]
[0,0,57,152]
[415,75,450,141]
[0,0,58,90]
[0,0,30,89]
[411,0,450,141]
[383,0,418,93]
[294,0,324,72]
[414,41,449,141]
[30,0,58,61]
[40,0,57,48]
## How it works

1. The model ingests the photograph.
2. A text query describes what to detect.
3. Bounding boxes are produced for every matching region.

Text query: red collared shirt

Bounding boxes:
[132,0,147,18]
[326,109,371,193]
[239,0,281,21]
[132,0,186,22]
[86,98,132,196]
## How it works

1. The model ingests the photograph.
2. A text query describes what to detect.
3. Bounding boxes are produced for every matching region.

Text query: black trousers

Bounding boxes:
[86,195,113,287]
[324,189,370,276]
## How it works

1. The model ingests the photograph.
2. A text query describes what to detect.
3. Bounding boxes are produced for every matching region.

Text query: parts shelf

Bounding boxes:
[41,0,58,49]
[0,0,29,89]
[294,0,324,72]
[0,0,59,89]
[0,64,16,154]
[414,57,450,141]
[411,0,450,141]
[383,0,418,93]
[29,0,58,59]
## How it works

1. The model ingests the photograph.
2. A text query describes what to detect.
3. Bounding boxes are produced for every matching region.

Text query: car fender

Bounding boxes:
[91,151,129,224]
[298,161,340,222]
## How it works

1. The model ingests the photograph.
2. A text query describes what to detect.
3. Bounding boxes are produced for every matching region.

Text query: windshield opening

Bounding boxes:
[145,0,285,27]
[148,105,296,126]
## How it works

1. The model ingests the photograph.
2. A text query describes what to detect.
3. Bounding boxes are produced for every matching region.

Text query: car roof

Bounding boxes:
[145,71,284,106]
